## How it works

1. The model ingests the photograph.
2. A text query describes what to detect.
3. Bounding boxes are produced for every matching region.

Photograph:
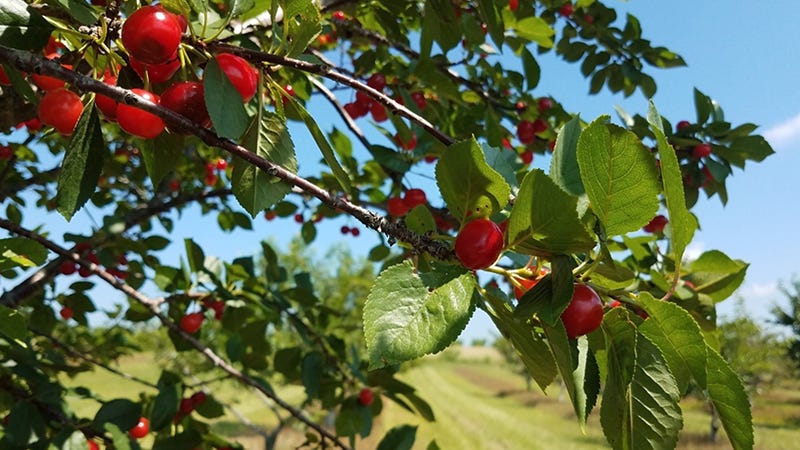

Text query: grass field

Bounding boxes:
[62,346,800,449]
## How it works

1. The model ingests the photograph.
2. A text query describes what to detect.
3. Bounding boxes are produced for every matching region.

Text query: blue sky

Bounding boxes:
[3,1,798,341]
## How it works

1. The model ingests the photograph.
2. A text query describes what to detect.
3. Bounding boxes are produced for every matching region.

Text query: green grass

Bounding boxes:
[60,347,800,449]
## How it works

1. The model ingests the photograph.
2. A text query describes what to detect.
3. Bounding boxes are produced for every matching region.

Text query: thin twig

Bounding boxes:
[0,46,453,261]
[0,219,351,450]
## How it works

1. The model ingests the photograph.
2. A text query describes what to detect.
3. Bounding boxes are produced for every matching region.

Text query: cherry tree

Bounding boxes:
[0,0,774,449]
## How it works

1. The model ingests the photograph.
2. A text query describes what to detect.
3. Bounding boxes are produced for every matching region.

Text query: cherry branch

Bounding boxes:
[0,45,453,261]
[307,76,407,189]
[0,187,233,308]
[204,41,455,146]
[0,218,351,450]
[31,328,158,389]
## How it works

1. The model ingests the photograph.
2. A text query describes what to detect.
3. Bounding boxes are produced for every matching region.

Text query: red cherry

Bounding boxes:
[155,5,188,33]
[209,300,224,320]
[38,88,83,136]
[179,398,194,415]
[532,118,548,133]
[340,226,350,234]
[395,132,417,150]
[160,81,211,127]
[424,155,438,163]
[559,3,574,17]
[117,89,165,139]
[284,84,296,98]
[0,145,12,160]
[190,391,207,407]
[643,214,668,233]
[214,53,258,102]
[537,97,553,112]
[180,312,204,334]
[367,73,387,91]
[129,417,150,439]
[355,91,373,108]
[129,54,181,84]
[607,300,621,308]
[454,219,504,270]
[344,101,368,118]
[294,213,304,223]
[23,118,42,131]
[370,102,388,122]
[387,197,410,217]
[358,388,374,406]
[411,91,427,110]
[122,6,182,65]
[87,439,100,450]
[676,120,691,131]
[583,14,594,24]
[95,74,119,121]
[515,101,527,111]
[0,66,10,85]
[264,210,277,221]
[403,188,427,209]
[215,158,228,170]
[509,0,519,11]
[501,137,512,149]
[31,55,71,91]
[350,227,360,237]
[520,150,533,165]
[60,261,77,275]
[514,277,540,300]
[692,143,712,158]
[204,173,218,186]
[561,284,603,339]
[332,10,346,21]
[517,120,536,145]
[59,306,74,320]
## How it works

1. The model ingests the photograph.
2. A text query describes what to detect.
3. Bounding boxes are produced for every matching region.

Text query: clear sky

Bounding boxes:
[3,1,798,341]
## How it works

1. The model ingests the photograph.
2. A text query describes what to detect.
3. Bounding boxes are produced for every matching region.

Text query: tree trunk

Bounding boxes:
[709,402,720,443]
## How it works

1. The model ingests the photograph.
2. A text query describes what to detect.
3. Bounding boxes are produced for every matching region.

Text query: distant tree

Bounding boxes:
[771,278,800,370]
[719,299,791,390]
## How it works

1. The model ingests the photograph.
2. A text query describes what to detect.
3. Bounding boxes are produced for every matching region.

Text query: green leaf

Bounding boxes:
[335,401,371,438]
[302,351,322,398]
[638,292,707,393]
[514,17,555,48]
[435,137,510,224]
[688,250,748,303]
[647,102,697,267]
[506,169,595,256]
[376,425,417,450]
[541,323,599,428]
[53,0,98,26]
[706,345,753,450]
[285,96,352,194]
[184,238,205,274]
[483,290,557,391]
[150,372,181,431]
[0,237,47,271]
[92,399,141,433]
[0,0,53,51]
[521,48,541,91]
[0,304,27,343]
[405,205,436,235]
[233,112,296,216]
[56,105,105,221]
[283,0,321,57]
[476,0,504,48]
[152,430,203,450]
[104,423,133,450]
[601,311,683,450]
[193,393,225,418]
[549,117,584,196]
[693,87,713,124]
[140,132,184,187]
[364,262,476,369]
[204,58,250,139]
[577,118,660,236]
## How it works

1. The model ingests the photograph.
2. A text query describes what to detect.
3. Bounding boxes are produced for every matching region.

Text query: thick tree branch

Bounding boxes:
[0,45,453,261]
[0,219,351,450]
